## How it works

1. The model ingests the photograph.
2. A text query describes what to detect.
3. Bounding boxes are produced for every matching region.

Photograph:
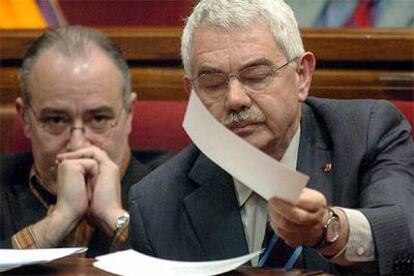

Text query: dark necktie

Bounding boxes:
[258,222,302,268]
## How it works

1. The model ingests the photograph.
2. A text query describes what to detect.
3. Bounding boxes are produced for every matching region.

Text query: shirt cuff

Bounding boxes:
[341,208,375,262]
[11,226,39,249]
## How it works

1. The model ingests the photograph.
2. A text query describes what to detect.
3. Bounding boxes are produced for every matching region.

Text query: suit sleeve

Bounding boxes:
[358,100,414,275]
[128,186,155,256]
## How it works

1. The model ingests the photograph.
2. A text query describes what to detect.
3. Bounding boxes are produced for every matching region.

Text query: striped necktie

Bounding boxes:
[259,222,302,269]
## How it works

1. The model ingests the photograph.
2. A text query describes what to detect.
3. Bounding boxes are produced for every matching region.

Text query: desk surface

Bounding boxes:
[3,257,329,276]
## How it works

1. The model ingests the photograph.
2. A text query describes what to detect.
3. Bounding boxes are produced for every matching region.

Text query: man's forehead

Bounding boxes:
[193,21,273,44]
[28,47,123,101]
[191,24,284,71]
[34,46,110,70]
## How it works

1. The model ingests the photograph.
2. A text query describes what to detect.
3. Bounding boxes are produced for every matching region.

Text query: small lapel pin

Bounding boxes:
[323,163,332,172]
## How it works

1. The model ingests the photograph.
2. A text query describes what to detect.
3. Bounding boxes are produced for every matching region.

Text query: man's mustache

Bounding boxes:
[222,108,266,128]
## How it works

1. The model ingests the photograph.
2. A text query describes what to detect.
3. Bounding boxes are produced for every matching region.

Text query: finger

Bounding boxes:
[272,216,323,247]
[270,213,311,239]
[57,147,104,161]
[268,188,327,224]
[272,214,301,234]
[268,200,324,226]
[56,146,107,163]
[284,239,301,248]
[277,230,302,248]
[269,201,328,247]
[87,179,93,202]
[270,188,326,212]
[295,188,327,211]
[85,168,98,194]
[58,158,99,177]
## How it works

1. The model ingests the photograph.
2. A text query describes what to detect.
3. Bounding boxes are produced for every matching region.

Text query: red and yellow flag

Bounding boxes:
[0,0,46,29]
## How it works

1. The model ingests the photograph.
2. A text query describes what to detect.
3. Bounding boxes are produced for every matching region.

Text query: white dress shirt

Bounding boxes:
[233,126,375,266]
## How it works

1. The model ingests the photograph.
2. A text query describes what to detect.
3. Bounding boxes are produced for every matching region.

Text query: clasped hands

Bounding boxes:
[54,146,125,236]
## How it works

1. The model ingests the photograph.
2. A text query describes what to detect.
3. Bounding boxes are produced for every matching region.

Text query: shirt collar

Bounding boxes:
[233,125,301,207]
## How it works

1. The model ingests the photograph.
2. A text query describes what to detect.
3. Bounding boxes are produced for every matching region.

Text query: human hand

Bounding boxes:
[267,187,328,248]
[28,157,94,247]
[54,157,95,223]
[56,146,125,235]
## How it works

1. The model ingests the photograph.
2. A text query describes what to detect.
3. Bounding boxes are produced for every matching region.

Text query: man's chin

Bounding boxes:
[239,135,270,152]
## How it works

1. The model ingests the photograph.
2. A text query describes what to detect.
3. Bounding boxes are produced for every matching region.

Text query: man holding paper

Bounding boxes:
[0,26,167,256]
[128,0,414,275]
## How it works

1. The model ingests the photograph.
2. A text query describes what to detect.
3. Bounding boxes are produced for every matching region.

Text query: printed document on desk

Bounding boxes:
[183,92,308,203]
[94,249,261,276]
[0,247,87,272]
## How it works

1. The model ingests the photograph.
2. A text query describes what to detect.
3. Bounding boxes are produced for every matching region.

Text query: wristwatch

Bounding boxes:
[115,212,130,231]
[313,207,340,249]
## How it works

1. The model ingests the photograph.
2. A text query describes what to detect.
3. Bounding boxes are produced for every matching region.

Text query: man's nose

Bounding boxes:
[66,125,92,151]
[224,79,252,112]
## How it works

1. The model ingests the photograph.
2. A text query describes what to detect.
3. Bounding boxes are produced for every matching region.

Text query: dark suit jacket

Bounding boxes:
[0,149,171,257]
[129,97,414,275]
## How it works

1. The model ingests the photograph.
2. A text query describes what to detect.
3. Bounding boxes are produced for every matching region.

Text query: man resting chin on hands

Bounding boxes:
[0,26,168,256]
[31,146,126,249]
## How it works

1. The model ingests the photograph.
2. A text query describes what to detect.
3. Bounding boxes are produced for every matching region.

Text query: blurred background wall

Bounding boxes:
[1,0,413,29]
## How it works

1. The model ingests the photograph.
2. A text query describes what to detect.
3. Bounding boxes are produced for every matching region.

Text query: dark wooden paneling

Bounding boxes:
[2,67,412,104]
[0,28,183,61]
[1,27,413,154]
[1,28,413,62]
[301,28,414,62]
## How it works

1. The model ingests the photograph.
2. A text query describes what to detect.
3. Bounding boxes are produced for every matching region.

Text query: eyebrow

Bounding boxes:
[196,58,275,76]
[87,106,115,114]
[196,66,224,76]
[239,58,274,70]
[38,108,68,116]
[38,106,115,116]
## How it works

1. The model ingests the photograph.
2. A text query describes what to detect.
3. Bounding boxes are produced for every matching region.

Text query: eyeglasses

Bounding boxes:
[27,102,124,137]
[191,59,295,99]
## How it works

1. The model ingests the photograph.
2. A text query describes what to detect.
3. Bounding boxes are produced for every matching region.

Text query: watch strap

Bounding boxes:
[312,207,339,249]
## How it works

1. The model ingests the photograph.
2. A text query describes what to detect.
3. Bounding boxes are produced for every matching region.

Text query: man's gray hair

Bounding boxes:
[181,0,304,78]
[20,26,132,111]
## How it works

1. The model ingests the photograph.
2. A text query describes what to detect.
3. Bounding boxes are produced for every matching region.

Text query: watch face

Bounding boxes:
[327,218,340,242]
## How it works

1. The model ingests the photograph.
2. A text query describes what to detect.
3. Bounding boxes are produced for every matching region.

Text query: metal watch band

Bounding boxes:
[115,212,130,231]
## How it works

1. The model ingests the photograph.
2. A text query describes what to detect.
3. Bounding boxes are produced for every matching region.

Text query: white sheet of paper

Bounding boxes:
[94,249,261,276]
[0,247,87,272]
[182,92,308,203]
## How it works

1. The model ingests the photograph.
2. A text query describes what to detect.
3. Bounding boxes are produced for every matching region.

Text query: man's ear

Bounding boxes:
[183,76,192,96]
[129,92,137,106]
[15,97,31,138]
[126,92,137,135]
[296,51,316,102]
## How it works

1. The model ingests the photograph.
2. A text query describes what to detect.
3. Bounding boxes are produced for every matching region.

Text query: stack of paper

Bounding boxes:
[0,247,87,272]
[94,249,261,276]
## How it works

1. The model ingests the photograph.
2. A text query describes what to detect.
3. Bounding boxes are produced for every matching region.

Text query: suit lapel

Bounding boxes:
[298,103,335,206]
[181,103,335,262]
[184,153,249,260]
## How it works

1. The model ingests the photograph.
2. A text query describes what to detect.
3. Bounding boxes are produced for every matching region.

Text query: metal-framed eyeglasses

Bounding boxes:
[191,59,296,98]
[27,101,124,137]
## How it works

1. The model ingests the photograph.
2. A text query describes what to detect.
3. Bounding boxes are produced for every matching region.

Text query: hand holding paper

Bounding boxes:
[182,92,308,203]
